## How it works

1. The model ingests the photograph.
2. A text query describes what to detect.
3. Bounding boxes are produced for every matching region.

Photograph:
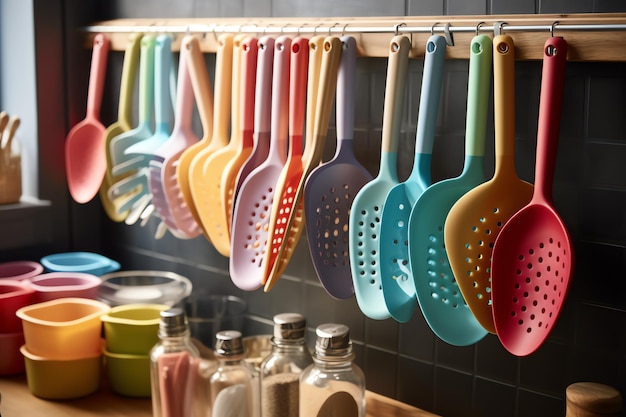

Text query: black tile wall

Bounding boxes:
[71,1,626,416]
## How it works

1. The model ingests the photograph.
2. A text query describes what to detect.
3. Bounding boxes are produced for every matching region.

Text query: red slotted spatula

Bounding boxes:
[491,37,573,356]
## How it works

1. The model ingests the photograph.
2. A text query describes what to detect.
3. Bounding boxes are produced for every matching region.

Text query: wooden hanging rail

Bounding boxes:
[83,13,626,61]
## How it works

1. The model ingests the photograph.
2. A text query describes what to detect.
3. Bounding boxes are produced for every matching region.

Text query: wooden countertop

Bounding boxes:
[0,374,439,417]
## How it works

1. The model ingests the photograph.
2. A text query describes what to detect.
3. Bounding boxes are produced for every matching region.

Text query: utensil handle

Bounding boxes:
[534,37,568,203]
[86,34,110,120]
[241,37,259,133]
[465,35,492,157]
[137,35,155,124]
[2,116,20,151]
[173,36,195,132]
[380,35,410,178]
[255,36,275,134]
[307,36,342,166]
[154,35,174,129]
[305,36,325,150]
[415,35,446,155]
[183,35,214,139]
[336,36,357,142]
[230,34,247,143]
[493,35,517,164]
[212,34,234,140]
[289,37,309,157]
[117,33,142,128]
[270,36,291,156]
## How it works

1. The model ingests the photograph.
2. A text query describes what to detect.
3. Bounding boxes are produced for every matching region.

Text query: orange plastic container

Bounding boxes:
[16,297,110,359]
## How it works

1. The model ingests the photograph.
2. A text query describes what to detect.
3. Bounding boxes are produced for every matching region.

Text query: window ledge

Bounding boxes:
[0,196,52,250]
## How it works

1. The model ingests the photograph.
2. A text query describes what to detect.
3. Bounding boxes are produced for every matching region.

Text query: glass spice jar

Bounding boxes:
[210,330,259,417]
[260,313,313,417]
[299,323,366,417]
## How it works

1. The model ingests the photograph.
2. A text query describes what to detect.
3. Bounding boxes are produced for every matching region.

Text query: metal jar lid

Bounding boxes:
[215,330,244,356]
[314,323,351,356]
[159,307,189,338]
[273,312,307,341]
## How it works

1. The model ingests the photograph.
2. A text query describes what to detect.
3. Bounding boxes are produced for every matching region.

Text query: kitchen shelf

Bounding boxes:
[83,13,626,61]
[0,375,440,417]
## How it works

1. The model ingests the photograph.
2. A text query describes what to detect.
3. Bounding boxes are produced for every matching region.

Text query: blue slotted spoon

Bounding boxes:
[379,35,447,322]
[408,35,492,345]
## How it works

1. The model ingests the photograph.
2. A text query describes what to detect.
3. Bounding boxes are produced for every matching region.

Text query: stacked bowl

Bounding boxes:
[101,303,169,397]
[16,297,111,399]
[0,279,34,375]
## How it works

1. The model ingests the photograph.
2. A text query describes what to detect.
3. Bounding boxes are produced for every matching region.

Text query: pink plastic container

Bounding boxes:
[0,279,35,333]
[0,331,26,375]
[25,272,101,303]
[0,260,43,281]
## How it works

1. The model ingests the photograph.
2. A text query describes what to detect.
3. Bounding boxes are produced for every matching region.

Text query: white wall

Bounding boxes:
[0,0,38,198]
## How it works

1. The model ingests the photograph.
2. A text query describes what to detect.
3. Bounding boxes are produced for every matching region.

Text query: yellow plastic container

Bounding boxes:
[101,303,169,354]
[16,297,110,359]
[21,345,102,399]
[103,348,151,397]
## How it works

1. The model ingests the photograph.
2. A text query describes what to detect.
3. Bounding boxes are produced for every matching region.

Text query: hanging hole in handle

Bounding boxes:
[292,42,301,53]
[497,42,509,54]
[545,45,558,57]
[472,42,483,54]
[276,41,285,52]
[324,40,332,52]
[427,41,436,53]
[391,41,399,53]
[242,42,250,52]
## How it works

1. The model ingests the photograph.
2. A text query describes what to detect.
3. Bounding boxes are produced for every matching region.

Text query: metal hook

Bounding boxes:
[313,23,324,34]
[551,21,559,37]
[475,21,485,36]
[394,23,406,36]
[328,22,338,36]
[342,23,349,36]
[211,24,218,43]
[431,22,440,36]
[493,21,507,37]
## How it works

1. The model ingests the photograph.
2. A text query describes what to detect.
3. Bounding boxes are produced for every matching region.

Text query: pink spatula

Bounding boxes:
[65,34,110,203]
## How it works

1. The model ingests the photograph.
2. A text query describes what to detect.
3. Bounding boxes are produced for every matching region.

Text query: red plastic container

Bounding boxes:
[0,279,35,333]
[0,260,43,281]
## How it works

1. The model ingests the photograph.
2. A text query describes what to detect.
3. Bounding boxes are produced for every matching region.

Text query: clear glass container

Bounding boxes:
[210,330,259,417]
[299,323,366,417]
[150,308,201,417]
[260,313,313,417]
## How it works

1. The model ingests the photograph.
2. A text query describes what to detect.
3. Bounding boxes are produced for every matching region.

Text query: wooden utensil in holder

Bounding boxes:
[0,115,22,204]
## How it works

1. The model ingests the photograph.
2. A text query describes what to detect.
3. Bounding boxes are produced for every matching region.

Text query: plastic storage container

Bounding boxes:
[41,252,120,276]
[0,279,34,333]
[20,345,102,400]
[25,272,101,302]
[101,303,169,354]
[16,297,110,359]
